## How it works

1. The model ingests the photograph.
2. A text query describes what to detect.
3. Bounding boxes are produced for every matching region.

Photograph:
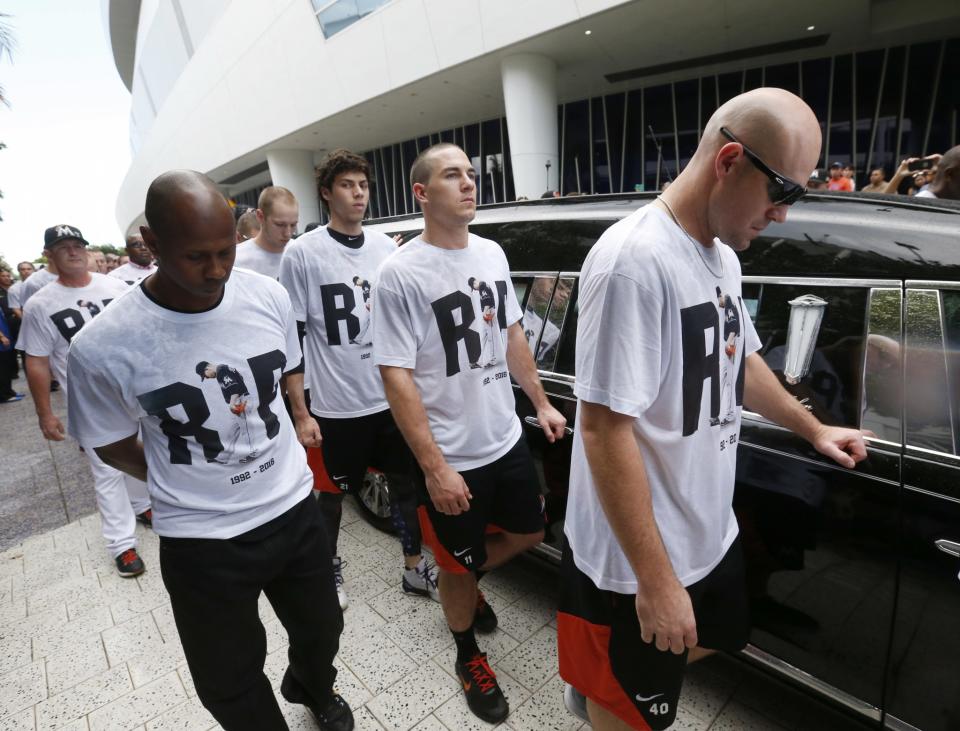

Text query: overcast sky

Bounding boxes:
[0,0,131,270]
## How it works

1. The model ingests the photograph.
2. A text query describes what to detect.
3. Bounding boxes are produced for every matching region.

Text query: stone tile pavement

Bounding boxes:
[0,378,873,730]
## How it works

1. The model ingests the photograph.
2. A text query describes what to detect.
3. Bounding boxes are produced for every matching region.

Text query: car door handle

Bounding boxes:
[524,415,573,436]
[934,539,960,558]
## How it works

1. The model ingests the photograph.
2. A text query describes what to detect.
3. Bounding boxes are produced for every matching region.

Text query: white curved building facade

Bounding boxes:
[110,0,960,233]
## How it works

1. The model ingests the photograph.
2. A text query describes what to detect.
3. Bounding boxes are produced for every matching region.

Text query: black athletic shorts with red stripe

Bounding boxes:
[415,436,545,574]
[557,537,749,730]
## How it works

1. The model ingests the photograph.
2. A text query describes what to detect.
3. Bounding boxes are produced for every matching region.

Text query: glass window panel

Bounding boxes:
[512,278,532,311]
[605,93,626,193]
[644,84,675,191]
[699,76,718,139]
[562,100,589,195]
[717,71,741,105]
[927,39,959,156]
[590,97,610,194]
[401,140,418,213]
[829,55,854,171]
[538,276,576,372]
[623,90,645,191]
[742,282,762,322]
[861,288,902,443]
[764,62,800,95]
[752,285,869,427]
[675,79,699,175]
[802,58,831,163]
[905,289,954,454]
[503,121,516,201]
[743,67,763,93]
[522,276,558,355]
[901,42,940,158]
[481,119,503,204]
[316,0,390,38]
[855,50,885,178]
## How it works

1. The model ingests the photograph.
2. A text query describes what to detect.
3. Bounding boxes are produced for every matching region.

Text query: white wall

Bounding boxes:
[116,0,634,232]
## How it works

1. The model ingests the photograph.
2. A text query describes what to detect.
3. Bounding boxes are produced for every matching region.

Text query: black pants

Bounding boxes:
[0,349,17,399]
[159,495,343,731]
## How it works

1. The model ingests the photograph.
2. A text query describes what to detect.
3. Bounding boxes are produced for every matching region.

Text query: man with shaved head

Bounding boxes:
[65,170,354,731]
[558,89,868,730]
[915,144,960,200]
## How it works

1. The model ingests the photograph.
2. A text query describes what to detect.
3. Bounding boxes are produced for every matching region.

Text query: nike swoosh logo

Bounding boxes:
[636,693,663,702]
[453,548,471,557]
[332,475,348,481]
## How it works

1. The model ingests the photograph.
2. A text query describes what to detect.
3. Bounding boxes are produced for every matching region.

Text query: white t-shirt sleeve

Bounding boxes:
[66,349,140,447]
[8,283,21,309]
[279,247,307,321]
[17,301,56,356]
[281,291,303,373]
[743,302,762,356]
[574,271,664,417]
[372,282,418,369]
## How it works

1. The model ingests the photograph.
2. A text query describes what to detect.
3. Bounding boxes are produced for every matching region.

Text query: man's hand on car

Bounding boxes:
[536,403,568,443]
[811,425,867,469]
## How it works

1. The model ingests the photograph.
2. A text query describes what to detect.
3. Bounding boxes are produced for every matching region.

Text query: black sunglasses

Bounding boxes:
[720,127,806,205]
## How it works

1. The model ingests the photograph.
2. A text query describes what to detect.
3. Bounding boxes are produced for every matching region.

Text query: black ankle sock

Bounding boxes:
[452,626,480,663]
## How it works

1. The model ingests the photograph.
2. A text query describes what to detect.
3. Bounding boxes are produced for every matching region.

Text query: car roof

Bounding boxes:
[364,192,960,281]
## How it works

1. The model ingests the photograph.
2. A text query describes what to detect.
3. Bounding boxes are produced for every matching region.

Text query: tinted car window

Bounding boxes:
[471,220,613,272]
[553,278,581,377]
[749,283,869,427]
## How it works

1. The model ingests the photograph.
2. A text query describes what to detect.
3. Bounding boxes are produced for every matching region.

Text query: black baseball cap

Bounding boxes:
[829,161,844,169]
[44,224,90,249]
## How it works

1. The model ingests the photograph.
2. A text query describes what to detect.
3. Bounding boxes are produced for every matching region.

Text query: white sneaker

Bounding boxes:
[402,557,440,602]
[563,683,589,723]
[332,556,348,610]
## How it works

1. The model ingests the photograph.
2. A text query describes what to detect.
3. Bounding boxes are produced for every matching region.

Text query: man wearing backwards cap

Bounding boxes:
[17,224,153,577]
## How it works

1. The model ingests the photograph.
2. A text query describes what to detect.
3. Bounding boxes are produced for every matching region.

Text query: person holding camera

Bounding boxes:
[914,144,960,200]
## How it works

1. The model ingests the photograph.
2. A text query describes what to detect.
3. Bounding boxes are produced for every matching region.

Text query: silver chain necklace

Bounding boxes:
[658,197,724,279]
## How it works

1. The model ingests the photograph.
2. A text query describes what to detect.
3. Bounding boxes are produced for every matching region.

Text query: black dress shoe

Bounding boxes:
[280,668,354,731]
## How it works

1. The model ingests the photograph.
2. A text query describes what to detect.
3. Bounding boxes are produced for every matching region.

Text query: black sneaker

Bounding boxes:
[115,548,145,578]
[135,509,153,528]
[474,591,498,633]
[280,668,354,731]
[456,652,508,723]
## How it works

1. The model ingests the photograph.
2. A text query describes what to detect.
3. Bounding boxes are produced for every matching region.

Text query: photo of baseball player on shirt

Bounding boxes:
[77,299,102,317]
[716,286,742,426]
[468,276,498,368]
[196,361,259,464]
[350,275,373,346]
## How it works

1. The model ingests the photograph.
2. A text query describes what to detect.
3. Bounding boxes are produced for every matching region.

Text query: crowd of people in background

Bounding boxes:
[804,145,960,200]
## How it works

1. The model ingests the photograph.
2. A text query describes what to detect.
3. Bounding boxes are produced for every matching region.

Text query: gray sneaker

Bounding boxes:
[563,683,589,723]
[402,557,440,601]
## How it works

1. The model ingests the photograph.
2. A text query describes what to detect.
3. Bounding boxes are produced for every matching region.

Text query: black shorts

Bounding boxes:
[314,409,414,495]
[415,436,545,574]
[557,537,749,730]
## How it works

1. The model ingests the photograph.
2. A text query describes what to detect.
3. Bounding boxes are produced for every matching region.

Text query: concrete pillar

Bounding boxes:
[501,54,559,200]
[265,149,321,228]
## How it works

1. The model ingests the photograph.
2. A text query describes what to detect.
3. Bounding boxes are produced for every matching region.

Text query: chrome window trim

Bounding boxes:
[904,484,960,507]
[905,280,960,290]
[739,439,902,487]
[885,714,923,731]
[904,443,960,465]
[741,276,900,288]
[740,645,882,722]
[512,271,559,278]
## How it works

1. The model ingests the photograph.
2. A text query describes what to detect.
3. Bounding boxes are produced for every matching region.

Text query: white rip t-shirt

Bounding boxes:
[372,234,524,471]
[16,268,58,308]
[17,273,130,388]
[564,204,762,593]
[65,269,313,539]
[280,227,397,418]
[235,240,284,280]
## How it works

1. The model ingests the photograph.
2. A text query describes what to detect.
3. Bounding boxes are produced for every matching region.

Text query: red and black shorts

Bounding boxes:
[312,409,414,496]
[557,537,749,730]
[415,436,545,574]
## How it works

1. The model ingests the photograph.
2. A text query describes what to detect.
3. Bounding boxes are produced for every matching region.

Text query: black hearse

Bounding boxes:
[360,192,960,731]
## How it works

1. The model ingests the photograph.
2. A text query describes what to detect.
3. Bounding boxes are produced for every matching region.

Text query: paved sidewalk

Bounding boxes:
[0,376,870,730]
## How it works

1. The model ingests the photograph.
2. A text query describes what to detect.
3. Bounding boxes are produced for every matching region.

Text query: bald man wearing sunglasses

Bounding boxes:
[558,88,867,730]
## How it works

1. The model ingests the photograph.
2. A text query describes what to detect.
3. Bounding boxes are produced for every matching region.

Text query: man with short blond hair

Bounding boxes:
[234,186,298,279]
[236,210,261,242]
